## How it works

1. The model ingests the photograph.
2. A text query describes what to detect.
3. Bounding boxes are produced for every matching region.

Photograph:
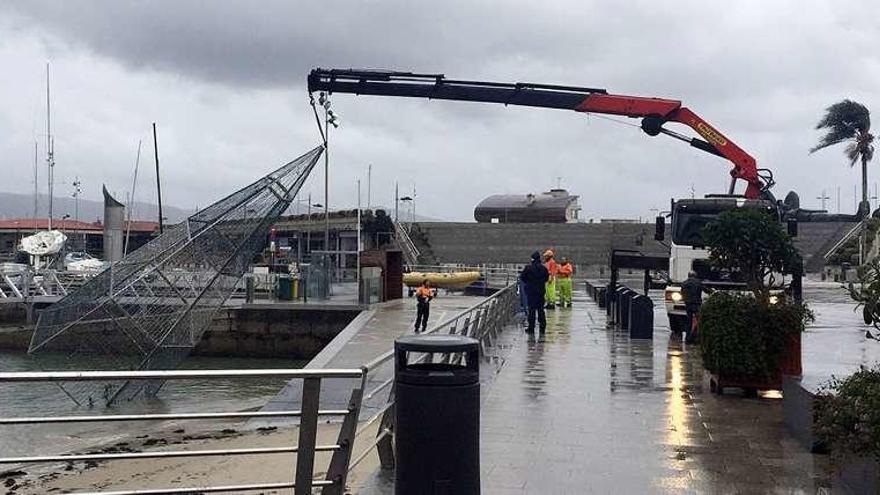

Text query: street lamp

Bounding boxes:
[399,195,413,230]
[71,178,82,249]
[308,197,323,259]
[317,92,340,289]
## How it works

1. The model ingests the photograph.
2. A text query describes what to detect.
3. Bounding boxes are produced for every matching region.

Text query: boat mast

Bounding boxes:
[153,123,164,234]
[33,140,39,230]
[46,63,55,231]
[124,139,142,255]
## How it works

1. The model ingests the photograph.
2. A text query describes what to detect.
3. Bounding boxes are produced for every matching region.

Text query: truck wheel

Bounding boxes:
[668,314,687,334]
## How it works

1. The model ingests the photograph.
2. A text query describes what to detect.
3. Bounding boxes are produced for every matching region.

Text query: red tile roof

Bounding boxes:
[0,218,160,233]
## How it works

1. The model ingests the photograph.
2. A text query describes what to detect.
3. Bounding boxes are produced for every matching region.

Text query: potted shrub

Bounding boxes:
[698,208,813,394]
[815,366,880,492]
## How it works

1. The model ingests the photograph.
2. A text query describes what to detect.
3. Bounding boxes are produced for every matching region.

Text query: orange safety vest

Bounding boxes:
[558,263,573,278]
[415,286,432,300]
[545,259,558,277]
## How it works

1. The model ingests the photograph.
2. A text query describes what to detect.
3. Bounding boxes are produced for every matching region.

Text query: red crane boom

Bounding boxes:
[307,69,770,199]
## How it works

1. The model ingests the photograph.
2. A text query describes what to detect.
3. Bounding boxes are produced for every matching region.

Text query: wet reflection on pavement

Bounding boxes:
[479,289,833,494]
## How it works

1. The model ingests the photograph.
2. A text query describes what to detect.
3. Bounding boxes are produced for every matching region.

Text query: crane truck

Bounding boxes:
[306,68,793,331]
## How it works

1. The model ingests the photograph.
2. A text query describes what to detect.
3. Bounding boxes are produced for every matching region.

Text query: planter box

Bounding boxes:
[835,456,880,494]
[709,332,802,395]
[709,373,781,395]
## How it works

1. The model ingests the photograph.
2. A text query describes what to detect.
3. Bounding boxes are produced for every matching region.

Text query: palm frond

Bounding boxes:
[847,141,860,166]
[811,99,872,154]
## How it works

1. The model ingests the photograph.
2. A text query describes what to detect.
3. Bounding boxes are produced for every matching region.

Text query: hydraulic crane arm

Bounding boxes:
[307,69,768,199]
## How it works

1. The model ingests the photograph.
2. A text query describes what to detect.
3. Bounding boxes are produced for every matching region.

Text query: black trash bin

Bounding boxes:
[597,287,607,309]
[629,294,654,339]
[395,334,480,495]
[606,284,616,320]
[614,287,629,328]
[619,288,634,330]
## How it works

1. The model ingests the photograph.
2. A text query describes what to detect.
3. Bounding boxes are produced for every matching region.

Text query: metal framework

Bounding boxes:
[28,146,324,406]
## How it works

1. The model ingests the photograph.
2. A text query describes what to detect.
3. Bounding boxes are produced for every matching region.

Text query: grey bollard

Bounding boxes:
[395,334,480,495]
[629,294,654,339]
[245,276,255,303]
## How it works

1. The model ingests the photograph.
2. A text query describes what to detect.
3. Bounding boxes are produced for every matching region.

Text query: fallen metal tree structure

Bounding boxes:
[29,146,324,406]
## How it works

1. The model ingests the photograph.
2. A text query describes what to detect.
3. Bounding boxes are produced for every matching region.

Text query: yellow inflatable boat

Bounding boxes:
[403,271,481,289]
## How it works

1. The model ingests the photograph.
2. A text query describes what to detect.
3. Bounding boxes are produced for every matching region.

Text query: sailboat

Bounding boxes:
[20,62,67,269]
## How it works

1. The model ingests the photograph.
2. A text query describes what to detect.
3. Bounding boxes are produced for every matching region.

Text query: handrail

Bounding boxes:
[361,282,518,372]
[351,281,520,472]
[824,220,866,260]
[394,221,421,266]
[0,368,362,382]
[0,368,366,495]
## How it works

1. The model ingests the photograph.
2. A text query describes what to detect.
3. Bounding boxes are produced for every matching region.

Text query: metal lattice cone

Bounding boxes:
[29,146,324,406]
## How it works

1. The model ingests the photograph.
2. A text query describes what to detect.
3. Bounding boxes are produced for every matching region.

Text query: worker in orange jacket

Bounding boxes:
[414,280,434,332]
[557,257,574,307]
[543,250,558,309]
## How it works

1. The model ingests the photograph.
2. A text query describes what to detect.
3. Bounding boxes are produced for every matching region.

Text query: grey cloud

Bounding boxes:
[1,1,879,221]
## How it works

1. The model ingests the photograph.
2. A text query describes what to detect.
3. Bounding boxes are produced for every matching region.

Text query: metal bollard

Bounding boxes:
[395,334,480,495]
[245,276,254,304]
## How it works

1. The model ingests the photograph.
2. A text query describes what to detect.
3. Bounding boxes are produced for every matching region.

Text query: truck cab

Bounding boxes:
[662,197,778,332]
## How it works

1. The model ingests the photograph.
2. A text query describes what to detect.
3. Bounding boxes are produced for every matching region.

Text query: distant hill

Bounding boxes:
[0,192,446,224]
[0,192,194,223]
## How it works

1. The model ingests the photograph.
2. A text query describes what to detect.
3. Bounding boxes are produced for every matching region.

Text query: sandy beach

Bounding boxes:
[3,419,382,494]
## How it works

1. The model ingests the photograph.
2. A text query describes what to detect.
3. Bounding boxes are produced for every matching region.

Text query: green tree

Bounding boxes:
[810,100,875,215]
[701,208,801,304]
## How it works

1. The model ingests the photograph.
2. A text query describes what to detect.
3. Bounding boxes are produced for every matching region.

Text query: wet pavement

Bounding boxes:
[478,288,836,494]
[262,292,485,418]
[349,281,879,494]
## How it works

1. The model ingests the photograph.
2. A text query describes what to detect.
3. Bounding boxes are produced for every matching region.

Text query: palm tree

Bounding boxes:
[810,100,875,216]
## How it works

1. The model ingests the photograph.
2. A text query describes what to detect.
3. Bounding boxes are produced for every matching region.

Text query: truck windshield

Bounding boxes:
[672,211,720,246]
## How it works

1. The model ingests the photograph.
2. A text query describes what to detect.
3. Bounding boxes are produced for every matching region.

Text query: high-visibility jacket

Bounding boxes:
[415,286,433,303]
[558,263,573,278]
[545,259,558,277]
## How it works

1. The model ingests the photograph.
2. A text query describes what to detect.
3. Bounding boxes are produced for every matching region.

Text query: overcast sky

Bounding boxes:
[1,1,879,221]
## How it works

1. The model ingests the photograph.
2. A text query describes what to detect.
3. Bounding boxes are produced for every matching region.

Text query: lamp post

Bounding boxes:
[71,178,82,250]
[317,92,339,280]
[308,197,323,260]
[357,179,362,303]
[399,196,413,230]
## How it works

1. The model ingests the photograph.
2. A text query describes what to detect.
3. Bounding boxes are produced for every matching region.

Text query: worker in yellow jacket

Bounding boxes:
[543,250,558,309]
[557,257,574,307]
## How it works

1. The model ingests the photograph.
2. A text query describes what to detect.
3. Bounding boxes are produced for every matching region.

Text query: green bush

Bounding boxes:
[699,292,813,380]
[815,366,880,461]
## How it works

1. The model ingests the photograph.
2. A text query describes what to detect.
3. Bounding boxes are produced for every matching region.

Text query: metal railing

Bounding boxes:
[0,267,90,300]
[823,220,866,261]
[0,284,522,492]
[394,221,421,266]
[0,368,367,495]
[346,282,520,472]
